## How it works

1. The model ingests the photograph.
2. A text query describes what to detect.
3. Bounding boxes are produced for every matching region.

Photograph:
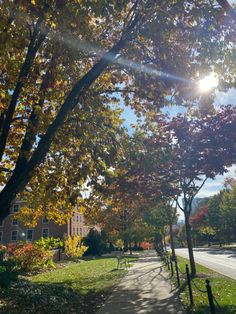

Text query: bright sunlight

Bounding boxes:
[198,73,218,92]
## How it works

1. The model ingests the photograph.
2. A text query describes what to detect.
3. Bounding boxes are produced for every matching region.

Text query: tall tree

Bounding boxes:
[206,191,225,243]
[166,108,236,276]
[220,180,236,242]
[0,0,234,220]
[138,107,236,276]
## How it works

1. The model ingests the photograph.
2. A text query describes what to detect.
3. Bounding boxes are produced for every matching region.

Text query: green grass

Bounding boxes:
[0,256,137,314]
[175,256,236,313]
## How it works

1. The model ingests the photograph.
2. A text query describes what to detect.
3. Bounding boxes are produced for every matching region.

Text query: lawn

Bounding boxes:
[0,256,137,314]
[175,256,236,313]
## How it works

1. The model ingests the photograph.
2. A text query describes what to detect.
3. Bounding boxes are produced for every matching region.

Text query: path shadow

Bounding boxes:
[98,287,183,314]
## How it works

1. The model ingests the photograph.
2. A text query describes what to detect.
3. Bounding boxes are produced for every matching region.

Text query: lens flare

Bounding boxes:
[198,73,218,92]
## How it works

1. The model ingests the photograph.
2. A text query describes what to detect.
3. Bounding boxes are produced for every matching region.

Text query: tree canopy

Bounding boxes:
[0,0,235,221]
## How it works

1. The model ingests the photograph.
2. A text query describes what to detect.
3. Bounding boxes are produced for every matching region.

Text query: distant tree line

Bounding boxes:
[177,178,236,247]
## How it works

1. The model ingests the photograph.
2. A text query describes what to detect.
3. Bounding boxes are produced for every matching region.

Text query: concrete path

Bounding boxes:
[97,250,185,314]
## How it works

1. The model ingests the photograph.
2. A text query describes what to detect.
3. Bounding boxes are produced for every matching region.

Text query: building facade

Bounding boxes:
[0,201,91,244]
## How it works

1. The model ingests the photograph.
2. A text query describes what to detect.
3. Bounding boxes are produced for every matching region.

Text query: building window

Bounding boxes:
[42,228,49,238]
[12,218,18,226]
[13,204,19,213]
[11,230,18,242]
[42,216,49,224]
[0,220,3,226]
[76,215,79,222]
[80,228,82,235]
[0,231,2,242]
[26,229,33,241]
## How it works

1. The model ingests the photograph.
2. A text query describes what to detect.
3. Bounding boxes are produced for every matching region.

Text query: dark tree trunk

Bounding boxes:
[163,234,167,252]
[184,210,196,277]
[124,239,128,252]
[169,221,176,261]
[129,242,133,255]
[156,234,164,252]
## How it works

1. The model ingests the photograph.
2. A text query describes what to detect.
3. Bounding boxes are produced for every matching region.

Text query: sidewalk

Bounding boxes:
[97,250,185,314]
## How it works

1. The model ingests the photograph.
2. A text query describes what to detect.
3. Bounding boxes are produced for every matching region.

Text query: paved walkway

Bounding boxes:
[97,250,185,314]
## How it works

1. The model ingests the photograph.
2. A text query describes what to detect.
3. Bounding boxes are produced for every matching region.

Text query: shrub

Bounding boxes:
[84,229,107,256]
[4,242,54,273]
[64,235,88,260]
[34,237,63,250]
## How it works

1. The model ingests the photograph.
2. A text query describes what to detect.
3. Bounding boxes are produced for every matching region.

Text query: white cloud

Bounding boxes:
[200,165,236,196]
[215,88,236,107]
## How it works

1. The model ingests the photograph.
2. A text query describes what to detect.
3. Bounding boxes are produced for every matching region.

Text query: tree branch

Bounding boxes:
[13,55,58,173]
[0,18,49,163]
[175,197,183,212]
[0,13,141,219]
[216,0,236,21]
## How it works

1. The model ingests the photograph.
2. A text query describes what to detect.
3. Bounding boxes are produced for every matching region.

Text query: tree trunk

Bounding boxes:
[154,234,163,252]
[124,239,128,252]
[169,221,176,261]
[163,234,167,252]
[0,25,136,220]
[184,211,196,277]
[129,242,133,255]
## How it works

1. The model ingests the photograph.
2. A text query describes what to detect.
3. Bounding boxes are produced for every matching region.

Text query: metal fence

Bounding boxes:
[158,250,223,314]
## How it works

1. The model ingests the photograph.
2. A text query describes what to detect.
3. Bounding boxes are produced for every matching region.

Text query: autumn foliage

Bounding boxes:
[190,205,208,226]
[0,0,234,222]
[64,235,88,259]
[1,242,54,273]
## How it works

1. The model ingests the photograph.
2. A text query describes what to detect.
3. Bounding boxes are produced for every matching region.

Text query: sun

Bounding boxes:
[198,73,218,92]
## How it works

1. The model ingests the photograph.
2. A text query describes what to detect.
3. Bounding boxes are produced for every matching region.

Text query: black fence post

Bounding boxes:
[166,257,170,270]
[175,259,180,287]
[186,264,194,306]
[206,279,216,314]
[170,257,174,277]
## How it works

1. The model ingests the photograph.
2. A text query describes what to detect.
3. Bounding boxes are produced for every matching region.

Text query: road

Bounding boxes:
[176,247,236,280]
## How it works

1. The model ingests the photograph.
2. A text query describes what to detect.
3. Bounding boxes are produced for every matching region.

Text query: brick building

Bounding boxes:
[0,201,91,244]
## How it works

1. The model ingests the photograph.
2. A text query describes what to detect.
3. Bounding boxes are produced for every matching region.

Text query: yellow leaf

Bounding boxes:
[51,21,57,29]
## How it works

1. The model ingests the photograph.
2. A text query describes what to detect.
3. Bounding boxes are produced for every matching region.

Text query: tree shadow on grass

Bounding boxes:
[0,278,109,314]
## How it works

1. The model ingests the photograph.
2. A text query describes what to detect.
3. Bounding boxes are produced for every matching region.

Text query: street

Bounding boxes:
[176,247,236,280]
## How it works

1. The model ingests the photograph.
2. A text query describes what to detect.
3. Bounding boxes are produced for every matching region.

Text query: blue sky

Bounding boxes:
[118,0,236,222]
[120,87,236,200]
[119,0,236,204]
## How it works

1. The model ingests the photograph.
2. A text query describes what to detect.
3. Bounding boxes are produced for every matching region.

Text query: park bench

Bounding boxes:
[116,254,129,270]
